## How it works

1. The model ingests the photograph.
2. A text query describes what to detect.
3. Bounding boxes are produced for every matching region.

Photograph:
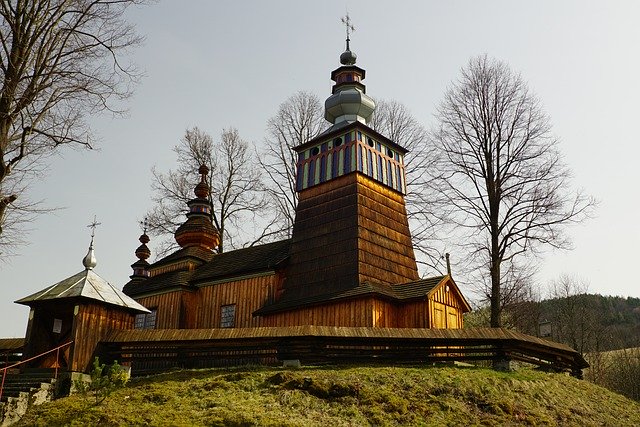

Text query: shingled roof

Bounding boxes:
[17,268,149,313]
[123,270,196,297]
[254,275,450,316]
[151,246,215,268]
[122,240,291,297]
[191,239,290,284]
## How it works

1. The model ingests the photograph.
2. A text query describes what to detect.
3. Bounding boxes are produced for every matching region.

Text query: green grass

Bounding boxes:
[17,364,640,426]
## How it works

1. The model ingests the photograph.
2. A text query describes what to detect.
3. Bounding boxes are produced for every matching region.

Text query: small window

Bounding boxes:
[311,147,320,156]
[135,309,157,329]
[220,304,236,328]
[333,137,343,147]
[387,148,394,158]
[367,137,374,148]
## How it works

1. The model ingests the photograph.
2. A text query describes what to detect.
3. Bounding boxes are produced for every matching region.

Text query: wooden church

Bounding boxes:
[120,36,471,332]
[8,28,589,382]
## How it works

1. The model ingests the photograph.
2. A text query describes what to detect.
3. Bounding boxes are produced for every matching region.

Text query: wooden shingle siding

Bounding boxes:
[355,175,418,285]
[283,172,418,305]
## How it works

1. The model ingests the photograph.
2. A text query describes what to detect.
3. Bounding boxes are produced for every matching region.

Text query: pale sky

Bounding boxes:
[1,1,639,337]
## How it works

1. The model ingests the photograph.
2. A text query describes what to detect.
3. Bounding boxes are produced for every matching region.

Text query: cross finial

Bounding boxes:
[87,215,101,245]
[140,217,148,234]
[341,13,355,50]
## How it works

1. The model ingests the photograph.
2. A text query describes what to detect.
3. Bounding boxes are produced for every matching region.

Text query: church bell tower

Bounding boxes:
[279,17,419,304]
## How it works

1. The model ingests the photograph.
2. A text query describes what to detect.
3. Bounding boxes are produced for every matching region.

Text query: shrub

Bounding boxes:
[75,357,129,404]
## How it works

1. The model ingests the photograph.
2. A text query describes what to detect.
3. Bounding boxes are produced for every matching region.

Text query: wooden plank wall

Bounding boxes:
[396,301,429,328]
[71,304,134,372]
[136,291,187,329]
[428,281,465,329]
[23,303,75,368]
[261,298,377,327]
[196,275,274,328]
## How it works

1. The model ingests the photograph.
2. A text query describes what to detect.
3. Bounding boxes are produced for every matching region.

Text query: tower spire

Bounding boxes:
[130,217,151,280]
[324,15,375,126]
[174,164,220,251]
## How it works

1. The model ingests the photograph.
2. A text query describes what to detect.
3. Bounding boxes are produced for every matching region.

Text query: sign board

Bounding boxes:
[53,318,62,334]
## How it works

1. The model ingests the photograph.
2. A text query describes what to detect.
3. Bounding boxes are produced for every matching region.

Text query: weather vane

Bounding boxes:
[341,13,355,49]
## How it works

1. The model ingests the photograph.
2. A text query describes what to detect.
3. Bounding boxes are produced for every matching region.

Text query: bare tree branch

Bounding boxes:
[146,127,269,258]
[0,0,146,253]
[258,91,327,237]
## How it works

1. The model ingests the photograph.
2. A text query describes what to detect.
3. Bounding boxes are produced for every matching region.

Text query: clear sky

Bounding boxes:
[1,1,638,337]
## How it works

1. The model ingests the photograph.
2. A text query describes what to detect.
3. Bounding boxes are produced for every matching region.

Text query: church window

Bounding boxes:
[367,137,374,148]
[311,146,320,156]
[387,148,394,158]
[333,137,343,147]
[135,309,157,329]
[220,304,236,328]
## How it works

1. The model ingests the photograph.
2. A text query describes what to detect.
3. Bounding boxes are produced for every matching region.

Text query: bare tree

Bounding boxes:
[0,0,144,252]
[146,127,269,257]
[370,99,443,270]
[432,55,595,327]
[258,91,326,237]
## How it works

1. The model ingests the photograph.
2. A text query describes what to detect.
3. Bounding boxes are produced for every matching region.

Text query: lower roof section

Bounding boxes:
[101,325,588,369]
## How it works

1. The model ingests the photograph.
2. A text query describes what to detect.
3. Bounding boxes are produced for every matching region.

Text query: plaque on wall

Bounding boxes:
[53,318,62,334]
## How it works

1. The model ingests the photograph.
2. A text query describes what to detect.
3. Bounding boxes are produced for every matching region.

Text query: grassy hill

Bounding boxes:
[17,364,640,426]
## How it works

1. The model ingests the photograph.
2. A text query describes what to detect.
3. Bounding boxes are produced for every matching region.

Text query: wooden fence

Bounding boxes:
[0,338,24,370]
[98,326,588,378]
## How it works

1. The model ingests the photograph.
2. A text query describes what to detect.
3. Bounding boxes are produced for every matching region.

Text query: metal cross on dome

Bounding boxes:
[341,13,355,48]
[140,217,148,234]
[87,215,101,241]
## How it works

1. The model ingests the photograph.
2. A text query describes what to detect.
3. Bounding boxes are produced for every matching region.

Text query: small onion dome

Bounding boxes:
[194,164,210,199]
[340,49,357,65]
[174,216,219,250]
[82,244,97,270]
[135,233,151,261]
[130,231,151,279]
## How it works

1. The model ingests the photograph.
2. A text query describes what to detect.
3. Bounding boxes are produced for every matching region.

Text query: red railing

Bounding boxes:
[0,341,73,402]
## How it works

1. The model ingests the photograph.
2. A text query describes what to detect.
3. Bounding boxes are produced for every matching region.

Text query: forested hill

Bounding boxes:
[467,294,640,352]
[541,294,640,350]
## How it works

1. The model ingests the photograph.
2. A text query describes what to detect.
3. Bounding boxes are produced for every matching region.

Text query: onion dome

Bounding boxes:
[324,19,375,126]
[340,42,357,65]
[82,242,97,270]
[174,164,220,251]
[82,217,100,270]
[130,222,151,280]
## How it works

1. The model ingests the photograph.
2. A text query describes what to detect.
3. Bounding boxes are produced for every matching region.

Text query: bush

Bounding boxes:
[75,357,129,404]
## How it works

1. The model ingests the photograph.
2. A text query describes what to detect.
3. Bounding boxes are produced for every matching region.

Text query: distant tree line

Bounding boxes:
[465,276,640,401]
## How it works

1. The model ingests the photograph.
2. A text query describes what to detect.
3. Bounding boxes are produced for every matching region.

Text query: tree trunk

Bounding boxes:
[490,256,501,327]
